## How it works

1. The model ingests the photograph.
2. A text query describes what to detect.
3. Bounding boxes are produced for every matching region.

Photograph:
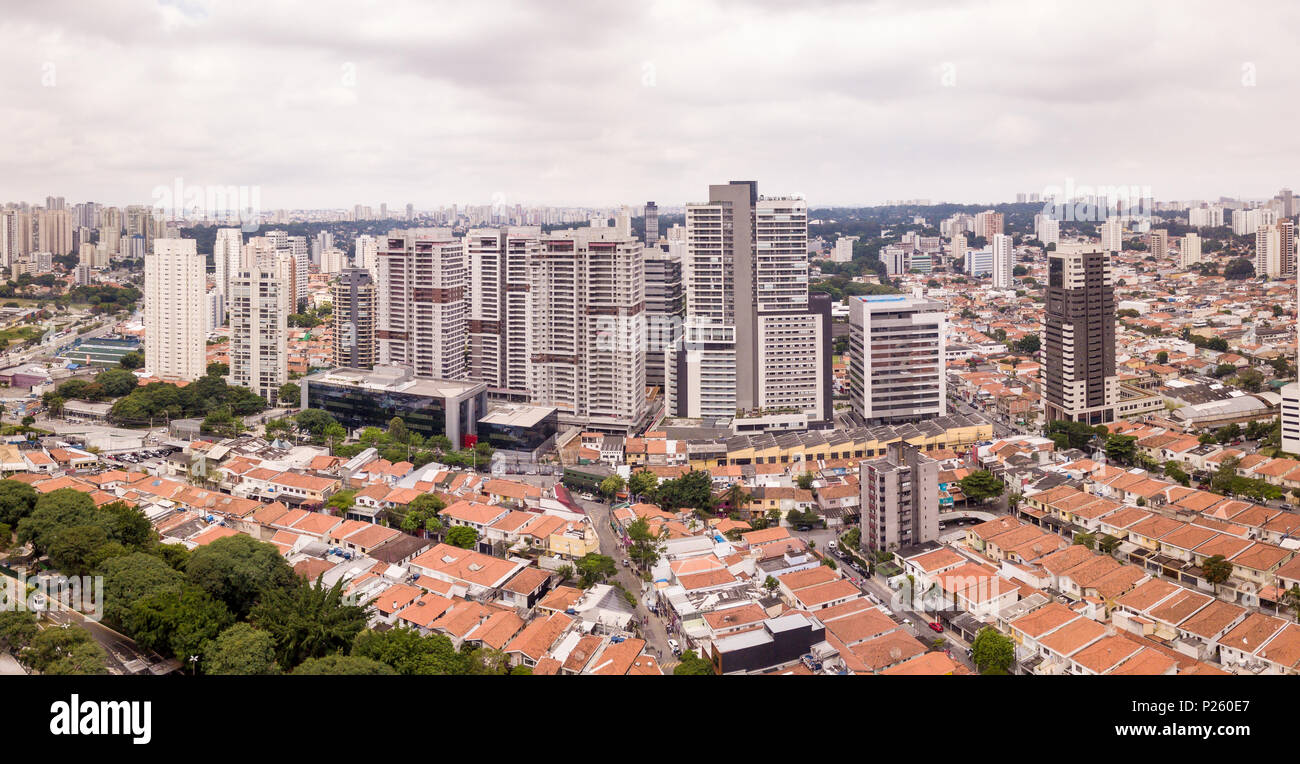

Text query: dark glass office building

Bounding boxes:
[303,366,487,444]
[477,404,559,459]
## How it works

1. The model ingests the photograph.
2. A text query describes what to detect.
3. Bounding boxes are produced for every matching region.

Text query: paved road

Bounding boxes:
[579,496,677,670]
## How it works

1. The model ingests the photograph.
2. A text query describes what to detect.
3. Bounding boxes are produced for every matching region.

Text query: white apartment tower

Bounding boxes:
[144,238,206,382]
[466,226,540,400]
[1257,219,1295,279]
[848,295,946,425]
[1180,233,1202,268]
[212,228,243,318]
[376,228,468,380]
[1099,217,1123,252]
[529,227,646,433]
[668,182,829,426]
[228,265,290,404]
[991,233,1014,288]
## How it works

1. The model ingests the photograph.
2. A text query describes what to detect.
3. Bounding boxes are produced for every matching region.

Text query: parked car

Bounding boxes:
[667,639,681,655]
[928,622,944,633]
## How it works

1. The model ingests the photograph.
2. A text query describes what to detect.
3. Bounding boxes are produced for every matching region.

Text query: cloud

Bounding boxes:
[1,0,1297,208]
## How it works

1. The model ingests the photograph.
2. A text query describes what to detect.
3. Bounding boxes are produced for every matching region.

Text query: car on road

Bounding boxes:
[795,524,812,532]
[928,622,944,633]
[667,638,681,655]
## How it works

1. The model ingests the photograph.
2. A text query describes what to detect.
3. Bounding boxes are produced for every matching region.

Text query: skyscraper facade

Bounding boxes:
[144,238,206,382]
[228,266,290,403]
[1043,249,1117,424]
[377,228,467,380]
[847,295,946,425]
[332,268,377,369]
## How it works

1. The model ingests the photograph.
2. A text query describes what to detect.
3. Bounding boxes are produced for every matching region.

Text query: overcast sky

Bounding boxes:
[3,0,1297,210]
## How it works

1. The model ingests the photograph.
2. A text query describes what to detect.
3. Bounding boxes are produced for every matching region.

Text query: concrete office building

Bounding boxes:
[847,295,946,425]
[302,365,486,446]
[228,266,290,404]
[1043,249,1117,424]
[332,268,377,369]
[144,238,207,382]
[377,228,468,381]
[860,442,940,553]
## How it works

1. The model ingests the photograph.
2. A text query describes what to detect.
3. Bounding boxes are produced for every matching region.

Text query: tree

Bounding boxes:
[21,625,107,675]
[1156,351,1168,365]
[0,610,37,651]
[971,627,1015,675]
[1201,554,1233,595]
[250,577,368,668]
[1104,434,1138,465]
[1046,419,1101,450]
[1098,534,1123,555]
[351,627,470,675]
[201,623,280,675]
[673,649,714,675]
[1163,461,1190,486]
[599,475,625,501]
[1074,531,1096,550]
[576,553,617,588]
[1222,257,1255,280]
[957,470,1005,504]
[387,416,409,445]
[1211,456,1241,495]
[129,584,234,665]
[628,470,658,500]
[722,482,751,514]
[795,472,815,491]
[1283,585,1300,623]
[655,470,714,512]
[1013,334,1040,354]
[0,479,38,526]
[185,535,298,619]
[119,350,144,370]
[206,362,230,378]
[445,526,479,550]
[626,517,667,569]
[293,654,398,675]
[1233,369,1264,393]
[277,382,300,406]
[103,552,186,629]
[325,489,357,513]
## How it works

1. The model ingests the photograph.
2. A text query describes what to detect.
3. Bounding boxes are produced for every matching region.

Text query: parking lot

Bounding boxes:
[106,447,176,466]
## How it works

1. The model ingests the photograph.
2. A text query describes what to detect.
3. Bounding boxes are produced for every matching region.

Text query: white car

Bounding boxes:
[667,638,681,655]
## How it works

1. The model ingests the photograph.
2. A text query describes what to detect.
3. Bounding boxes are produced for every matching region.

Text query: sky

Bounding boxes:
[3,0,1298,210]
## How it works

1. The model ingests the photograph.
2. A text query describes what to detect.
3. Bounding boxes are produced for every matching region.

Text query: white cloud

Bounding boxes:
[1,0,1297,207]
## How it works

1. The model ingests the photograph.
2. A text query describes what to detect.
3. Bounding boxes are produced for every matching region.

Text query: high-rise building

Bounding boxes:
[376,228,467,380]
[1180,233,1202,268]
[964,245,993,277]
[529,227,646,433]
[0,210,32,265]
[1044,249,1117,424]
[212,228,243,320]
[1257,219,1295,279]
[859,441,940,553]
[1099,217,1123,252]
[644,201,659,245]
[832,236,858,263]
[1147,228,1169,261]
[668,182,829,426]
[991,233,1014,288]
[35,209,73,255]
[974,209,1004,240]
[320,247,345,274]
[354,234,378,275]
[466,226,541,399]
[332,268,376,370]
[847,295,946,425]
[644,243,684,390]
[1034,214,1060,247]
[144,238,206,382]
[952,234,968,271]
[228,266,290,403]
[266,230,308,309]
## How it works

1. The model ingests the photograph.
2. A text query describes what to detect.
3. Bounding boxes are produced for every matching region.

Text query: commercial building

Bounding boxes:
[332,268,377,369]
[228,266,290,404]
[477,404,560,460]
[1043,249,1117,424]
[860,441,940,553]
[302,365,487,445]
[847,295,946,425]
[144,238,206,382]
[377,228,467,381]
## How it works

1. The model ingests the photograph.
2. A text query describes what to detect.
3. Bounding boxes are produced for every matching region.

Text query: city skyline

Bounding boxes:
[4,0,1300,208]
